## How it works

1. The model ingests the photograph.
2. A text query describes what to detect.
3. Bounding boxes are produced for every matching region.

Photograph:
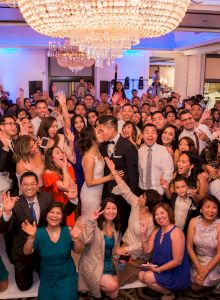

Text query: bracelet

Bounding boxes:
[156,268,161,273]
[112,171,117,176]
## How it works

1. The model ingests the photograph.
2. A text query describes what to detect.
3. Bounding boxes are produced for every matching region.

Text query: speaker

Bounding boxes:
[100,80,110,95]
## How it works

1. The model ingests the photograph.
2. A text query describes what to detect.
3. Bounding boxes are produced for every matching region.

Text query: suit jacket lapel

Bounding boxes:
[100,142,108,157]
[113,135,122,156]
[20,196,32,221]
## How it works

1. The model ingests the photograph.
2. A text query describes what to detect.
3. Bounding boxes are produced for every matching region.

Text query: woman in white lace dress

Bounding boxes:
[78,126,113,218]
[187,195,220,290]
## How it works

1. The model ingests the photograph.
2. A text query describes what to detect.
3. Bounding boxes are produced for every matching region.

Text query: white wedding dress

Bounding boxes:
[80,155,105,218]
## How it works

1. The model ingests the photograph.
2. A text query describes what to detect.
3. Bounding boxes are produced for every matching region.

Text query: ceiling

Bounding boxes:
[0,0,220,52]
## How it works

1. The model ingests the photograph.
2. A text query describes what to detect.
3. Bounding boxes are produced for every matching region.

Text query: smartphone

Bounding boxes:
[40,137,49,149]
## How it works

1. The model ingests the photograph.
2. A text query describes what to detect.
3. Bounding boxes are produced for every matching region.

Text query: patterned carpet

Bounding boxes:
[79,287,220,300]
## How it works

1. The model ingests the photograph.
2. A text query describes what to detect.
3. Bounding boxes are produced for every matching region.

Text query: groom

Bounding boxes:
[98,115,138,233]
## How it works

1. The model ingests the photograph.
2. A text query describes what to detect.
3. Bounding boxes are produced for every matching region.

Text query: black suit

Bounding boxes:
[99,135,138,233]
[0,141,18,196]
[0,191,77,291]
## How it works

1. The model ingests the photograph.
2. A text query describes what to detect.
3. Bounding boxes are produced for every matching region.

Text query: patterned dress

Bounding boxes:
[191,216,220,287]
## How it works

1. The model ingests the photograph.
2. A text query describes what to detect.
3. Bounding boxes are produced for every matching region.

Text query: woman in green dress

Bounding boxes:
[22,202,84,300]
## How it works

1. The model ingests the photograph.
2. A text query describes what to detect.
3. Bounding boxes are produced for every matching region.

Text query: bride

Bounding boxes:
[77,126,113,218]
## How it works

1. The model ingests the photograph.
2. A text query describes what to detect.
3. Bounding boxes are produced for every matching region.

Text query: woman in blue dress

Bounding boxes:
[71,114,85,198]
[139,203,190,300]
[22,202,84,300]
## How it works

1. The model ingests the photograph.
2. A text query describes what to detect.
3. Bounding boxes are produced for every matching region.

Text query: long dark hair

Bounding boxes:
[97,198,120,232]
[112,82,126,99]
[37,116,59,145]
[122,121,138,144]
[44,146,63,178]
[178,137,198,154]
[177,151,202,188]
[144,189,162,213]
[201,139,220,165]
[71,114,85,139]
[133,110,143,130]
[157,123,179,151]
[77,126,97,155]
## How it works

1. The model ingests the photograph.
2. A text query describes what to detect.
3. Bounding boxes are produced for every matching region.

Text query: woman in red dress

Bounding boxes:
[43,146,76,226]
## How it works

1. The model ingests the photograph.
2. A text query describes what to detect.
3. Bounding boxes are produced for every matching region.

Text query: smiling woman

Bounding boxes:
[22,201,83,300]
[139,203,191,300]
[43,146,77,226]
[77,199,120,299]
[187,196,220,291]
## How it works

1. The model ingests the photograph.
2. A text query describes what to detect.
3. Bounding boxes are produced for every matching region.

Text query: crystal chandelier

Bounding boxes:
[18,0,190,66]
[48,39,94,73]
[1,0,18,7]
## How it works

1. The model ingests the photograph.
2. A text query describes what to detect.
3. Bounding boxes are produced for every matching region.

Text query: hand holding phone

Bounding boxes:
[140,262,157,272]
[40,137,49,149]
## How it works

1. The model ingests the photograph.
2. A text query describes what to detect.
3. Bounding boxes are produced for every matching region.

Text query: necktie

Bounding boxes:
[193,131,200,153]
[29,202,37,223]
[108,141,115,145]
[146,147,152,189]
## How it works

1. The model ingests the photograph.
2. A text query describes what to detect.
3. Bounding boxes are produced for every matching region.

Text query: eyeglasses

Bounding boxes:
[4,122,17,127]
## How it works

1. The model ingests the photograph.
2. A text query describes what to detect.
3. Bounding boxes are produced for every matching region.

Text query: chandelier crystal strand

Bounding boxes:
[18,0,190,65]
[48,39,94,73]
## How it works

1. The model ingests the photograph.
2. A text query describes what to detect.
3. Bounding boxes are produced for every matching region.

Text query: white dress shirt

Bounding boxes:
[107,133,120,157]
[31,116,42,136]
[179,124,213,154]
[138,143,174,195]
[26,196,40,224]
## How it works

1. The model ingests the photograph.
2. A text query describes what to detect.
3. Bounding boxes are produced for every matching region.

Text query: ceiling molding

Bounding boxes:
[182,42,220,55]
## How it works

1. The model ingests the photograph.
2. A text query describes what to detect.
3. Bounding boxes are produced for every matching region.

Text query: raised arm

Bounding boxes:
[105,157,138,206]
[0,191,17,233]
[69,224,85,254]
[22,220,37,255]
[79,208,104,245]
[53,157,73,191]
[56,91,71,130]
[63,129,76,164]
[141,223,157,254]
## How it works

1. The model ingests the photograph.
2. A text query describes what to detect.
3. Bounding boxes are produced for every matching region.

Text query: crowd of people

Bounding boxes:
[0,66,220,300]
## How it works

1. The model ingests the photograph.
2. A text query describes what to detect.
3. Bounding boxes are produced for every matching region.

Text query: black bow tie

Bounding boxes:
[108,141,115,145]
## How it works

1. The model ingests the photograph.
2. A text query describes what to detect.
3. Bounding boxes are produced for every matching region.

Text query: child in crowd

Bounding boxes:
[169,175,199,234]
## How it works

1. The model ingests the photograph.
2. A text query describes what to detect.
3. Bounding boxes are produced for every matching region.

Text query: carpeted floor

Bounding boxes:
[79,286,220,300]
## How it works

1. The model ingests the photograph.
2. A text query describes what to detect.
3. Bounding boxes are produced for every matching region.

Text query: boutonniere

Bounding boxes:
[108,144,116,156]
